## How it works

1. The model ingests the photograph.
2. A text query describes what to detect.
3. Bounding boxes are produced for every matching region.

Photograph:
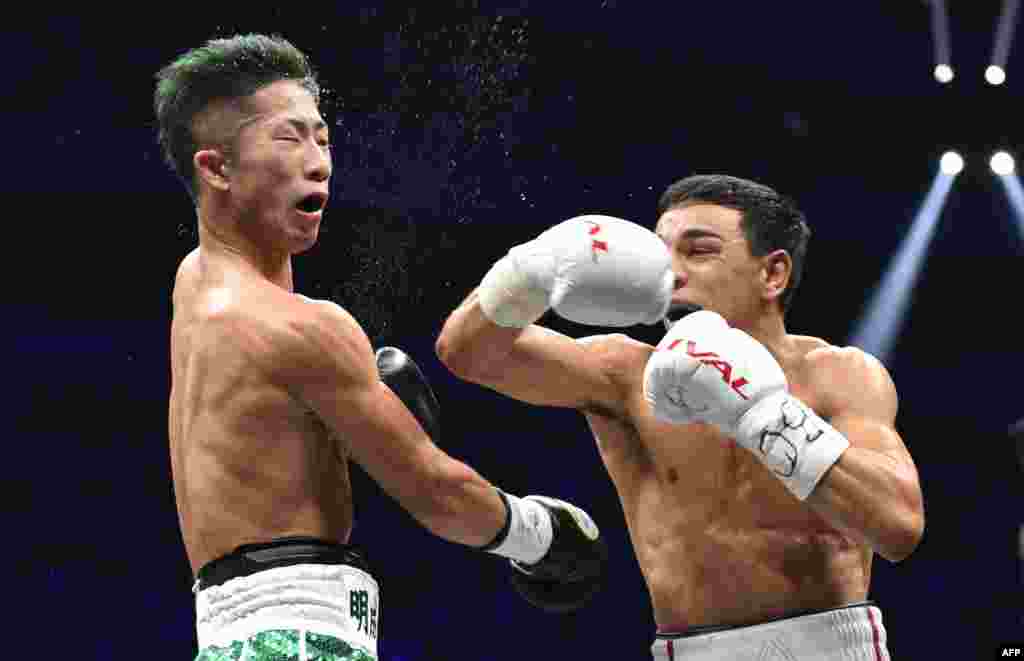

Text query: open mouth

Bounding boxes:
[296,193,328,214]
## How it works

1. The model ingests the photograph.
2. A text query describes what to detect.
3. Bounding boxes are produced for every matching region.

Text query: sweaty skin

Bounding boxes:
[169,249,354,574]
[169,79,508,577]
[436,202,922,632]
[584,334,871,630]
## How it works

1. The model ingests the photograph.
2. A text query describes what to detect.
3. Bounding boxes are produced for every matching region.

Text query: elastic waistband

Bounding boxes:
[194,536,372,593]
[656,600,877,639]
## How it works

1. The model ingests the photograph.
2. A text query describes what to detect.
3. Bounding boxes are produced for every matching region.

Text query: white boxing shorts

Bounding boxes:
[192,537,380,661]
[651,601,889,661]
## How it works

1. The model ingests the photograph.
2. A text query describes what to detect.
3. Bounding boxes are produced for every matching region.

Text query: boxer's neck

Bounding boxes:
[196,217,294,292]
[730,309,791,360]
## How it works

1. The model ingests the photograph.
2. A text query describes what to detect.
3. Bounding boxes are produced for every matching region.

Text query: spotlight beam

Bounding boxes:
[930,0,953,77]
[993,0,1020,69]
[997,173,1024,239]
[847,169,957,365]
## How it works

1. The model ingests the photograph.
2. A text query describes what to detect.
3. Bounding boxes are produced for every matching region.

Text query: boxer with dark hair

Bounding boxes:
[158,33,605,661]
[438,174,924,660]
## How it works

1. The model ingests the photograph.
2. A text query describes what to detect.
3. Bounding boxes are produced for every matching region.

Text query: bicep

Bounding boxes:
[825,350,915,468]
[830,413,909,464]
[472,325,623,412]
[827,389,924,516]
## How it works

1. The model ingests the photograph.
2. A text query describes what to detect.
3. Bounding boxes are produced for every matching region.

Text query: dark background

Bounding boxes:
[12,2,1023,658]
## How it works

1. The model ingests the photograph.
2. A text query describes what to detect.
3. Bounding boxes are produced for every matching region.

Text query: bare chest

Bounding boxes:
[590,365,829,528]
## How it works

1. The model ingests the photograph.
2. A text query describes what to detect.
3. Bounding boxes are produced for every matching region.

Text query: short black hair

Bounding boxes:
[657,174,811,313]
[154,33,320,203]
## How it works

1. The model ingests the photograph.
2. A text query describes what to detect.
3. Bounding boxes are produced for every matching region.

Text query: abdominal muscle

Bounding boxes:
[637,505,871,632]
[587,410,872,633]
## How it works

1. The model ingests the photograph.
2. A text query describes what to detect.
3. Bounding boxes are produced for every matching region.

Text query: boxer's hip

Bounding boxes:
[193,537,380,661]
[651,600,889,661]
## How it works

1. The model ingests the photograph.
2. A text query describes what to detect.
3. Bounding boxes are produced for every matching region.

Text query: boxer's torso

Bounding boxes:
[583,334,872,632]
[169,249,354,576]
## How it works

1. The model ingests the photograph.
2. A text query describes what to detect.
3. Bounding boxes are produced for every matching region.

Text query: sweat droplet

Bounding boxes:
[312,11,534,342]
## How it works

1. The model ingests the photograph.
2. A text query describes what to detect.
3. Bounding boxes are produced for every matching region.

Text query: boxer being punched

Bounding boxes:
[436,174,924,660]
[157,34,604,661]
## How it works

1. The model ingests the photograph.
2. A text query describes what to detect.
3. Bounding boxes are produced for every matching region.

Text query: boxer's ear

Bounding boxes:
[195,148,231,193]
[761,249,791,304]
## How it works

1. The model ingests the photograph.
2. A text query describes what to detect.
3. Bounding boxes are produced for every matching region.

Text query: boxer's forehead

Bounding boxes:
[656,203,743,245]
[237,79,325,132]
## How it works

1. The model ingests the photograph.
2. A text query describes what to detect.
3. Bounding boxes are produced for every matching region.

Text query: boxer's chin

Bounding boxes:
[663,303,704,330]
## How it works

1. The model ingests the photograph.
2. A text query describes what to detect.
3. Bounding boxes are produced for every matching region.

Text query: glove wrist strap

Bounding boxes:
[478,254,550,328]
[736,391,851,501]
[478,489,513,552]
[481,490,553,564]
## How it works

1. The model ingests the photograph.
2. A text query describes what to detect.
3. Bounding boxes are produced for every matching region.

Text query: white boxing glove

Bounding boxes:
[642,310,850,500]
[643,310,787,430]
[477,215,674,328]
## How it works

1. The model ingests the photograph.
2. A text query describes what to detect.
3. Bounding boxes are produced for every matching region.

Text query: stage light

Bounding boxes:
[991,151,1016,175]
[929,1,954,84]
[986,65,1007,85]
[933,64,954,83]
[847,170,956,365]
[988,0,1019,86]
[1000,171,1024,239]
[940,151,964,176]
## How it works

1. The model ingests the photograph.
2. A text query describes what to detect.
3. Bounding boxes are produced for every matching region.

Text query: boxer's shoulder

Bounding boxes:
[184,288,278,368]
[577,333,654,379]
[172,248,201,289]
[801,340,885,378]
[797,338,895,415]
[185,287,364,379]
[267,296,374,385]
[289,295,364,339]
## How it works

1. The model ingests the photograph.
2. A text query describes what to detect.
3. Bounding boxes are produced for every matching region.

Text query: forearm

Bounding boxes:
[435,289,527,378]
[805,446,924,562]
[415,454,509,547]
[732,390,924,563]
[416,456,560,566]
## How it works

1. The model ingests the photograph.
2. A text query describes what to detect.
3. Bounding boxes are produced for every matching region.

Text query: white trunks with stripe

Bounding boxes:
[651,601,889,661]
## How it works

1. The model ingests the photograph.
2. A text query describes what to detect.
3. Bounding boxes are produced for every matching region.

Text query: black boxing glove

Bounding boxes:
[375,346,441,442]
[377,347,606,612]
[483,491,607,614]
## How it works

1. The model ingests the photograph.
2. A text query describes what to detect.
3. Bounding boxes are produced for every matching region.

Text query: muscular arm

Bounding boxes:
[804,349,925,563]
[279,300,506,547]
[435,288,625,414]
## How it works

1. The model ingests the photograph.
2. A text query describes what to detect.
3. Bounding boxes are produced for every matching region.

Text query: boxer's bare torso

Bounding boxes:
[168,248,353,575]
[583,332,871,631]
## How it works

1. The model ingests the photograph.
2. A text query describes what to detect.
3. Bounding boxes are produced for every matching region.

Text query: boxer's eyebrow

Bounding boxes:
[679,228,723,241]
[284,117,328,134]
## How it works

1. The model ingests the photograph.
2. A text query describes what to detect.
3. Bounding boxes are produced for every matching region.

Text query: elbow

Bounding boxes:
[878,508,925,564]
[434,331,467,377]
[435,325,488,381]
